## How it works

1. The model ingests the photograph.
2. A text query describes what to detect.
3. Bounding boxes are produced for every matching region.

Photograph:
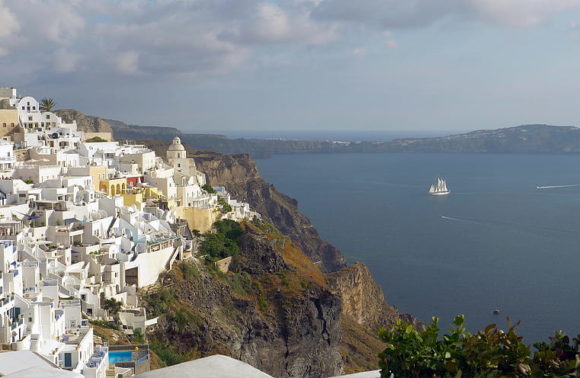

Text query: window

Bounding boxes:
[64,353,72,368]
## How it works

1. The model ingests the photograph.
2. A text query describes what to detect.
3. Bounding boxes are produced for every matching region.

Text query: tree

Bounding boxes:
[39,98,56,112]
[378,315,580,377]
[103,298,122,316]
[202,184,216,194]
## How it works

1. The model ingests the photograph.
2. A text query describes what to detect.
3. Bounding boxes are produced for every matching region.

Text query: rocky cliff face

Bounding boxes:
[55,109,113,133]
[191,151,346,273]
[327,263,417,331]
[136,141,419,374]
[143,225,344,377]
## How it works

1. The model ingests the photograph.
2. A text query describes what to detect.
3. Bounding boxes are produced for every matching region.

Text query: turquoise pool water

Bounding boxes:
[109,351,132,364]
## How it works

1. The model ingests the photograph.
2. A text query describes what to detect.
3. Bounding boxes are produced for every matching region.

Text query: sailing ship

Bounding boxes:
[429,177,450,196]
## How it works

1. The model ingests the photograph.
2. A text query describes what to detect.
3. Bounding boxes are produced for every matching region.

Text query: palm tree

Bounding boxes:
[39,98,56,112]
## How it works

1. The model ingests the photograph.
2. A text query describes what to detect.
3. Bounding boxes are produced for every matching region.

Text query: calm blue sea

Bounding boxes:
[256,152,580,342]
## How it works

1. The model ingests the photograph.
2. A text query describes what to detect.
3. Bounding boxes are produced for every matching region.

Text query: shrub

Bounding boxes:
[214,219,242,240]
[90,320,120,331]
[133,328,145,343]
[151,340,187,366]
[86,136,108,142]
[145,287,175,317]
[178,261,199,280]
[378,315,580,378]
[202,184,216,194]
[103,298,122,316]
[200,220,242,261]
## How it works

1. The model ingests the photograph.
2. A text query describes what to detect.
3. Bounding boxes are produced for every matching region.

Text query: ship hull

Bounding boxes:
[430,191,450,196]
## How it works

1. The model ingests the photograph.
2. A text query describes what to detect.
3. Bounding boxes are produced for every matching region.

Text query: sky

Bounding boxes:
[2,0,580,136]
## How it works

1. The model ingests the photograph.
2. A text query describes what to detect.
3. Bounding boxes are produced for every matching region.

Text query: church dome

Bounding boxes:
[168,136,185,152]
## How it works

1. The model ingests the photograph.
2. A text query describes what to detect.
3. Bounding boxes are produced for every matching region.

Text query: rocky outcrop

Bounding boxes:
[144,227,344,377]
[231,229,289,275]
[55,109,113,133]
[191,151,346,273]
[327,263,415,331]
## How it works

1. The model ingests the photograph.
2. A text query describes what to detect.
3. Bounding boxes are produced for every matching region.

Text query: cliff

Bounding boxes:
[55,109,113,133]
[136,142,416,373]
[327,263,417,331]
[143,225,344,377]
[190,150,347,273]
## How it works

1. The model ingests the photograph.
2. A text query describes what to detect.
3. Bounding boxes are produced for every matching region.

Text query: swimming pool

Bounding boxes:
[109,351,132,364]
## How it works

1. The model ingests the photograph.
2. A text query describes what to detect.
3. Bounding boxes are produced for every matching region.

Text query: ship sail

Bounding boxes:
[428,177,450,195]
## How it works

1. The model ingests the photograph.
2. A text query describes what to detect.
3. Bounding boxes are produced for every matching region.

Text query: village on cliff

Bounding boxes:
[0,87,262,377]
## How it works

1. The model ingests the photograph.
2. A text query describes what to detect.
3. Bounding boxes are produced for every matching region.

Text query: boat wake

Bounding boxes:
[536,184,580,190]
[440,215,577,235]
[440,216,482,224]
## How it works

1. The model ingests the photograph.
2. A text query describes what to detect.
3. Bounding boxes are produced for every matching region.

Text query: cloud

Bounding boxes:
[53,49,81,73]
[0,0,20,56]
[0,0,577,82]
[312,0,580,29]
[469,0,580,27]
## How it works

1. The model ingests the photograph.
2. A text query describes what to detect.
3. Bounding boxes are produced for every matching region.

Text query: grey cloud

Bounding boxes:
[0,0,578,83]
[312,0,580,29]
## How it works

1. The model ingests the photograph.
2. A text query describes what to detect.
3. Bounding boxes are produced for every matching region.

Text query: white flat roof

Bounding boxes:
[0,350,82,378]
[135,355,273,378]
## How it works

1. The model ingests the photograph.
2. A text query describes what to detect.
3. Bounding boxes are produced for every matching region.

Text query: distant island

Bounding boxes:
[55,111,580,158]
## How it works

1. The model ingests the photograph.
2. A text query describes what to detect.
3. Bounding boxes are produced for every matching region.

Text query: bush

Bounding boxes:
[378,315,580,378]
[133,328,145,343]
[200,220,242,261]
[202,184,216,194]
[214,219,242,240]
[103,298,122,316]
[217,197,232,214]
[151,340,187,366]
[86,136,108,142]
[179,262,199,280]
[90,320,120,331]
[145,287,175,317]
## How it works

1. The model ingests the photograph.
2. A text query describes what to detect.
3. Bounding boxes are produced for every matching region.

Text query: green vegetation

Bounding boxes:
[202,184,216,193]
[39,97,56,112]
[24,179,34,184]
[146,286,176,317]
[133,328,145,343]
[90,320,120,331]
[378,315,580,378]
[227,271,254,296]
[86,136,108,142]
[178,261,200,280]
[200,220,242,262]
[252,219,280,235]
[103,298,122,316]
[217,197,232,214]
[151,340,187,366]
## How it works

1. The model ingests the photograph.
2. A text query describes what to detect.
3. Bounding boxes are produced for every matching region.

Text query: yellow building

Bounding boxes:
[0,105,18,138]
[69,166,108,191]
[175,206,219,234]
[100,178,128,196]
[122,189,145,210]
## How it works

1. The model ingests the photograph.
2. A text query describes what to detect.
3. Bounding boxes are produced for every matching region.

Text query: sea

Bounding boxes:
[255,152,580,342]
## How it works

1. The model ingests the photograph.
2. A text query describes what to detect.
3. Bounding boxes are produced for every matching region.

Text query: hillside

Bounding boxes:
[62,108,580,157]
